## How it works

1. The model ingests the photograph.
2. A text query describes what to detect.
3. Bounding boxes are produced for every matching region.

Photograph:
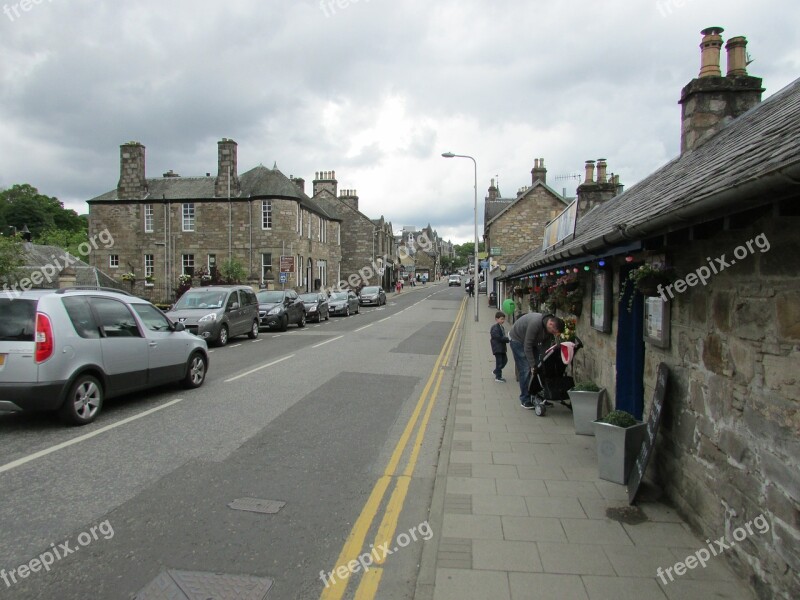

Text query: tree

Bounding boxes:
[36,228,90,257]
[0,184,86,239]
[219,259,247,284]
[0,234,25,287]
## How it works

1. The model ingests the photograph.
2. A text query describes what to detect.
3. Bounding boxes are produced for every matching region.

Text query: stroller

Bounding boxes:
[527,336,583,416]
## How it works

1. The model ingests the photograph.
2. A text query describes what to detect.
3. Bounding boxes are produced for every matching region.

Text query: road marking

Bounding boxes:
[312,335,344,348]
[252,338,263,343]
[0,399,184,475]
[321,297,465,600]
[378,317,391,323]
[353,568,383,599]
[224,355,295,382]
[355,324,373,332]
[272,334,282,338]
[229,343,242,348]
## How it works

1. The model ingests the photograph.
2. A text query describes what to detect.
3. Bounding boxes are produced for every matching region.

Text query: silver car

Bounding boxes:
[0,288,209,425]
[165,286,260,346]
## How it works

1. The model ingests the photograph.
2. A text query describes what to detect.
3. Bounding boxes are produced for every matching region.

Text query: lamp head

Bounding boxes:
[441,152,455,158]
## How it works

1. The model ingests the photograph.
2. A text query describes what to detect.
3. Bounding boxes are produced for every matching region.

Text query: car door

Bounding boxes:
[131,303,189,385]
[225,290,244,336]
[287,291,301,323]
[88,297,149,395]
[349,291,358,311]
[240,288,258,330]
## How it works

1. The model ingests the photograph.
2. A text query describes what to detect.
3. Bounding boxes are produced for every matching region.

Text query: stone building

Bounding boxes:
[501,29,798,598]
[87,139,342,301]
[310,172,396,290]
[395,225,443,281]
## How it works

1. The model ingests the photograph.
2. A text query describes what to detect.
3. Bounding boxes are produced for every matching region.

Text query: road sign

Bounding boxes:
[491,247,502,256]
[279,272,288,283]
[279,256,295,273]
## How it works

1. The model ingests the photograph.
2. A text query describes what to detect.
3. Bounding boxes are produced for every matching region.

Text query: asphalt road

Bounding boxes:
[0,281,469,600]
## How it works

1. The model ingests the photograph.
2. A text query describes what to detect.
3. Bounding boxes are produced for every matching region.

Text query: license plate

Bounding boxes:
[0,355,5,366]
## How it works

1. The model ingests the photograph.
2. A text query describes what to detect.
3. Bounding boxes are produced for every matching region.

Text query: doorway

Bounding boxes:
[615,265,645,420]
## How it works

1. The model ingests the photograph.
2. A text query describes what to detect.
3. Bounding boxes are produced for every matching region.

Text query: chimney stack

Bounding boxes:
[679,28,764,153]
[339,188,359,212]
[117,141,147,200]
[312,170,338,197]
[488,178,498,202]
[531,158,547,184]
[583,160,596,184]
[596,159,608,184]
[214,138,240,197]
[577,159,619,217]
[291,176,306,194]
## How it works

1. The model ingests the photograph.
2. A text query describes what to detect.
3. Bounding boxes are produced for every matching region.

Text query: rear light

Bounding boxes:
[35,313,54,363]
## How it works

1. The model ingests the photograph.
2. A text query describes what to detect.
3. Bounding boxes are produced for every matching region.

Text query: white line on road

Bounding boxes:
[252,338,263,343]
[355,324,373,332]
[378,317,391,323]
[224,354,295,382]
[229,343,242,348]
[312,335,344,348]
[0,399,185,475]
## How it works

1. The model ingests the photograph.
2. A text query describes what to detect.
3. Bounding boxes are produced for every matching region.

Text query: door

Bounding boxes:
[226,291,245,336]
[89,297,149,395]
[615,265,645,420]
[131,303,188,385]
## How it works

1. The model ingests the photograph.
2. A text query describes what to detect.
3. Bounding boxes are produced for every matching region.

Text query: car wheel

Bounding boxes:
[248,320,259,339]
[298,313,306,328]
[60,374,103,425]
[183,352,207,389]
[280,315,288,332]
[217,324,229,347]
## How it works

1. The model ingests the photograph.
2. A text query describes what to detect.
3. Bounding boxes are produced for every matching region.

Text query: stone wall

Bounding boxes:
[571,214,799,598]
[486,187,564,263]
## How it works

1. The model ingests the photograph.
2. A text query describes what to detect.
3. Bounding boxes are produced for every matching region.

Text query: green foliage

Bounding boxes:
[600,410,638,428]
[35,228,90,257]
[219,259,247,284]
[454,242,485,262]
[0,184,86,239]
[0,234,25,285]
[573,381,601,392]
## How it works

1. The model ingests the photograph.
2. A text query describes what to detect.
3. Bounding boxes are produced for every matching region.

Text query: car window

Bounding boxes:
[257,291,285,303]
[288,291,297,300]
[0,298,37,342]
[241,289,257,306]
[226,291,239,310]
[62,296,101,339]
[89,297,143,338]
[132,303,173,332]
[173,290,226,309]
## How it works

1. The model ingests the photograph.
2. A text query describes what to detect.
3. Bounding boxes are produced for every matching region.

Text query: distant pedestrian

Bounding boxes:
[395,280,402,294]
[490,311,510,382]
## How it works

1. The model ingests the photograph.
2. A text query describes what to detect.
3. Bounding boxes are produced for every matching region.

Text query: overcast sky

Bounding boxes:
[1,0,797,243]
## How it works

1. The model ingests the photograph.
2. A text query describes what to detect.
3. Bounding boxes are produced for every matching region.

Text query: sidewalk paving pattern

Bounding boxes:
[416,298,756,600]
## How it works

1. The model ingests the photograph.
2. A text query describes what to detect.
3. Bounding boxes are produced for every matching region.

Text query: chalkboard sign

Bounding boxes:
[628,363,669,504]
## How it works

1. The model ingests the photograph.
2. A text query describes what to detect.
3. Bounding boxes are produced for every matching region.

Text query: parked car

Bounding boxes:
[448,275,462,286]
[358,286,386,306]
[166,285,259,346]
[257,289,306,331]
[0,288,209,425]
[299,292,329,322]
[328,291,359,316]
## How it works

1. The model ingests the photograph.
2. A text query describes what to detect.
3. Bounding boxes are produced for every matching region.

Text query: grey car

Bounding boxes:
[165,285,260,346]
[0,288,209,425]
[358,286,386,306]
[328,291,360,316]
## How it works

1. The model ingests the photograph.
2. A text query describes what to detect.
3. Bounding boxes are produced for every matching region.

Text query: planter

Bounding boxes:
[592,419,647,484]
[568,389,605,435]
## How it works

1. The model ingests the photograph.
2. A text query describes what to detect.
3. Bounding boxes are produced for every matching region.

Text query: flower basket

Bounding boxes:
[121,272,136,283]
[635,273,672,296]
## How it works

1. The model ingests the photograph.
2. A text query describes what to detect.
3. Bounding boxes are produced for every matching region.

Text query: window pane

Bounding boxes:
[132,303,172,331]
[90,297,142,338]
[0,299,37,342]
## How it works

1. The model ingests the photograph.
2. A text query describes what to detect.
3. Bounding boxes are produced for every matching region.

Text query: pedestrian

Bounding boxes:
[395,280,402,294]
[490,311,510,382]
[508,312,565,409]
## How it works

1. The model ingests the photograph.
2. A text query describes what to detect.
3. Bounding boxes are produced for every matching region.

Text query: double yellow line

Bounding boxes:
[320,297,466,600]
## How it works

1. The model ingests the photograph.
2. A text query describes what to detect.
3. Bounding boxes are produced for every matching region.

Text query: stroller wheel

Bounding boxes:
[534,404,546,417]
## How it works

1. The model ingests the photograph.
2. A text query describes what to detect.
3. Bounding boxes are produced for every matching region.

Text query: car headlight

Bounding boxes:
[308,305,317,311]
[268,306,282,315]
[198,313,217,323]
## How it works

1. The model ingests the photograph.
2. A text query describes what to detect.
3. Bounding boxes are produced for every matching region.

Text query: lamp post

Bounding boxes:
[442,152,479,322]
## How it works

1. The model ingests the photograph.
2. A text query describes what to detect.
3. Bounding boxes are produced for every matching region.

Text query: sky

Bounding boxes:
[1,0,798,244]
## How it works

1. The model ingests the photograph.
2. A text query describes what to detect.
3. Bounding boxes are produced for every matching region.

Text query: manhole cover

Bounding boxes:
[135,570,273,600]
[228,498,286,515]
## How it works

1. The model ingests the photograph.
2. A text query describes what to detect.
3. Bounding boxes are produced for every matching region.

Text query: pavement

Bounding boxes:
[414,296,756,600]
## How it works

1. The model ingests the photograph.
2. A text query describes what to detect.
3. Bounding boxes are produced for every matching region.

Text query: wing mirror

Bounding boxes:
[173,322,186,332]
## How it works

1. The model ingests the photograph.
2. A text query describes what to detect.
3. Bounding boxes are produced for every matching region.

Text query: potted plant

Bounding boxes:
[592,410,647,484]
[568,381,605,436]
[621,264,677,312]
[120,272,136,283]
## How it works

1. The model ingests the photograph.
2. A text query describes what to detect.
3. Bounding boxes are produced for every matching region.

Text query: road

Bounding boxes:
[0,281,468,600]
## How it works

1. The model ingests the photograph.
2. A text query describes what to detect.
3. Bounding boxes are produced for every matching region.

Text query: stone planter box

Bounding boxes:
[592,419,647,484]
[567,389,605,435]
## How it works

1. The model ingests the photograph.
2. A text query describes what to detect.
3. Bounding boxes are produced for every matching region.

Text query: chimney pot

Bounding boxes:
[699,27,725,78]
[726,36,748,77]
[583,160,596,184]
[596,159,608,184]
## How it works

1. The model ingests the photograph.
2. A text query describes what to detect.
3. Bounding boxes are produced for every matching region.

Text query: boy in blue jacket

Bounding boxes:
[490,311,511,382]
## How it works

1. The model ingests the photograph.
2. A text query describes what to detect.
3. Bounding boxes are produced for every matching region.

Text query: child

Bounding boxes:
[490,311,511,382]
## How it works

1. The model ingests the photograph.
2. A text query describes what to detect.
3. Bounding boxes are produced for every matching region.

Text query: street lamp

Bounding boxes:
[442,152,479,322]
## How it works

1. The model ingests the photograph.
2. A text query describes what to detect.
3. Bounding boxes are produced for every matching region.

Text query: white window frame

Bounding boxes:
[299,209,303,237]
[337,223,341,245]
[307,212,312,240]
[144,254,154,285]
[182,203,195,232]
[262,200,273,230]
[317,216,322,241]
[261,253,272,283]
[109,254,119,268]
[296,204,300,233]
[182,253,195,276]
[144,204,154,233]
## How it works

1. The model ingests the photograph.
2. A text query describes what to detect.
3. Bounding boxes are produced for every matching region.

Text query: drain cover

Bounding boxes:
[228,498,286,515]
[135,570,273,600]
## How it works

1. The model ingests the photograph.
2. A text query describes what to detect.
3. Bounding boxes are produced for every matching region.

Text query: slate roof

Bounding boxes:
[486,180,570,228]
[88,166,339,220]
[505,76,800,279]
[485,198,514,222]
